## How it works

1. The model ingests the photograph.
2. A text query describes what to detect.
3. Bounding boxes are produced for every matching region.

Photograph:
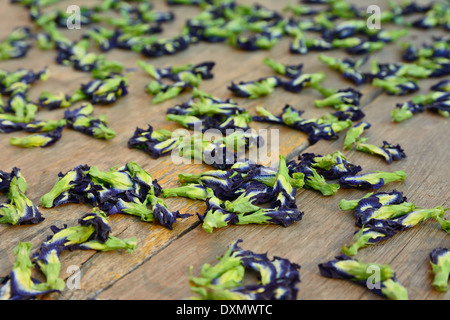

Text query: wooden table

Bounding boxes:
[0,0,448,300]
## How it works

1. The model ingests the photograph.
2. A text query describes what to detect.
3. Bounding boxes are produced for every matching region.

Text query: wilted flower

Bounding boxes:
[339,190,408,219]
[40,164,94,208]
[263,58,303,78]
[0,67,49,95]
[0,242,59,300]
[147,194,192,229]
[343,121,371,150]
[356,201,416,227]
[189,239,301,300]
[197,194,240,233]
[0,27,32,61]
[339,170,407,190]
[355,140,407,164]
[228,76,281,99]
[128,125,182,159]
[0,169,43,225]
[372,76,419,95]
[426,100,449,118]
[318,254,408,300]
[305,151,362,180]
[9,126,64,148]
[318,54,368,85]
[38,91,71,110]
[341,223,398,256]
[390,206,449,231]
[429,247,450,292]
[430,79,450,92]
[64,103,116,140]
[314,87,362,108]
[282,72,325,93]
[72,74,129,105]
[368,29,409,43]
[23,119,67,133]
[391,101,425,122]
[0,119,24,133]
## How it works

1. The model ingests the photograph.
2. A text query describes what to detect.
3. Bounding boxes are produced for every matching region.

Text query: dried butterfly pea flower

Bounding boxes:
[64,103,116,140]
[318,254,408,300]
[229,21,285,51]
[426,100,449,118]
[389,206,449,231]
[343,121,371,150]
[281,72,325,93]
[224,181,274,214]
[339,170,406,190]
[162,184,210,201]
[0,173,43,225]
[228,76,281,99]
[91,59,125,80]
[307,118,352,145]
[411,3,448,29]
[341,223,398,256]
[391,101,425,122]
[305,166,340,196]
[9,125,64,148]
[263,58,303,79]
[369,29,409,43]
[340,190,408,217]
[40,164,93,208]
[0,242,59,300]
[322,20,367,41]
[368,60,433,80]
[35,210,136,282]
[355,140,407,164]
[128,125,182,159]
[146,80,192,104]
[429,247,450,292]
[55,39,100,72]
[388,0,431,16]
[307,151,362,180]
[83,27,117,52]
[344,40,385,55]
[0,119,24,133]
[289,32,308,54]
[189,239,300,300]
[197,194,240,233]
[22,119,66,133]
[148,194,192,230]
[283,4,318,16]
[0,27,32,61]
[318,54,368,85]
[38,91,71,110]
[430,79,450,92]
[0,67,49,95]
[314,87,362,108]
[372,76,419,95]
[1,93,38,124]
[108,192,154,221]
[253,105,351,145]
[72,74,129,105]
[139,34,191,57]
[356,201,416,227]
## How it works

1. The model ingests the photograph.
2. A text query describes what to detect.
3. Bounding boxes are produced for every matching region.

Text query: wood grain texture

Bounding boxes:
[0,0,448,300]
